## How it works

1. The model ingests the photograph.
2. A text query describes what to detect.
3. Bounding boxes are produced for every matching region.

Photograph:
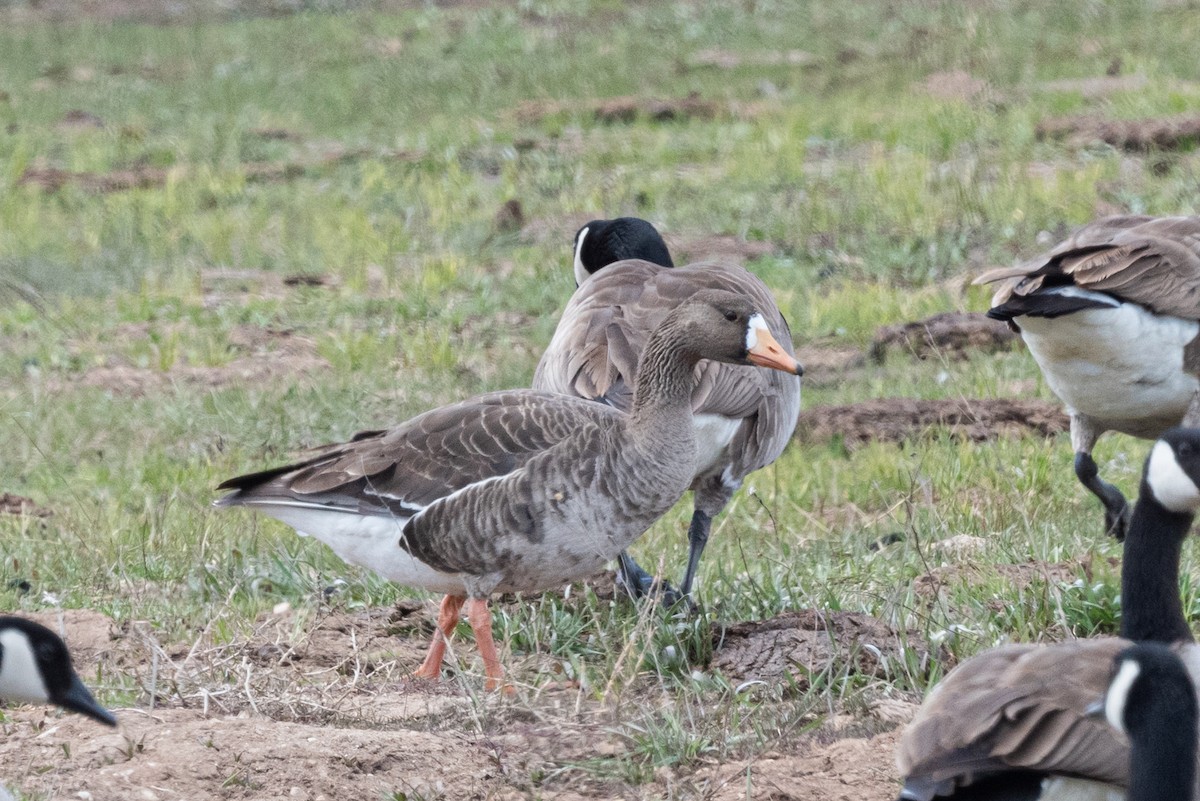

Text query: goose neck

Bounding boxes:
[629,326,700,426]
[1120,486,1195,644]
[1128,715,1196,801]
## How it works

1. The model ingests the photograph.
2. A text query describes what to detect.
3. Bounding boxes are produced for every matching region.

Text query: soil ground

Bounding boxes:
[1,606,909,801]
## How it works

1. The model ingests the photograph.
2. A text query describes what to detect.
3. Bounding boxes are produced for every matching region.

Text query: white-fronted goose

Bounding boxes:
[535,217,802,602]
[217,290,802,690]
[0,616,116,726]
[976,215,1200,539]
[896,426,1200,800]
[1093,643,1198,801]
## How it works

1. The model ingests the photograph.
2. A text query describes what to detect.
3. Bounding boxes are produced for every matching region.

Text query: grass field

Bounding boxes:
[3,0,1200,798]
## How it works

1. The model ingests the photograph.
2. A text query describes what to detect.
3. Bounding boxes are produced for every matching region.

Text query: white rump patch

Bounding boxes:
[746,313,768,350]
[1104,658,1141,737]
[1147,439,1200,513]
[1039,776,1126,801]
[0,629,50,704]
[573,226,591,286]
[1042,286,1123,308]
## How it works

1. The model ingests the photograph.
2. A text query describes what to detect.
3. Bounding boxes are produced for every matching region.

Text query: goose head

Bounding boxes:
[1144,427,1200,514]
[573,217,674,286]
[0,616,117,726]
[1094,643,1196,739]
[664,289,802,375]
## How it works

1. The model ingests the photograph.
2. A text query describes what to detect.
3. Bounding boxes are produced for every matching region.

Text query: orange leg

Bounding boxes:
[465,597,507,692]
[411,594,465,681]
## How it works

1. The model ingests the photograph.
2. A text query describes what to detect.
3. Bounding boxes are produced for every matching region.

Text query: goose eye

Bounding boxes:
[723,310,738,322]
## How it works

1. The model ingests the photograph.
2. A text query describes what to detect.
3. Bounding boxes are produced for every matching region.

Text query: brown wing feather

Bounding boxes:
[217,390,619,515]
[975,215,1200,319]
[897,639,1129,794]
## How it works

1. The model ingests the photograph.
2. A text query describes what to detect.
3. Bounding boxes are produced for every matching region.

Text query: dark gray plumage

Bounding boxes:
[535,217,801,602]
[217,289,801,689]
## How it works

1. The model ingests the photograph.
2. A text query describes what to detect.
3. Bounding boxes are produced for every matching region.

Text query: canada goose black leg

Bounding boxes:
[678,509,712,600]
[1075,451,1130,541]
[616,551,684,607]
[1071,414,1128,540]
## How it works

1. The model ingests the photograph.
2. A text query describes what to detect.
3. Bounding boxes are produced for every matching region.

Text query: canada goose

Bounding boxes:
[976,215,1200,540]
[1091,643,1198,801]
[217,290,802,690]
[0,616,116,726]
[895,426,1200,800]
[535,217,802,602]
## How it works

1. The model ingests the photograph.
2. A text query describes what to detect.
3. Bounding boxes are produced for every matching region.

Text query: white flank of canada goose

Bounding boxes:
[217,289,802,690]
[895,427,1200,801]
[535,217,802,602]
[976,215,1200,540]
[0,616,117,726]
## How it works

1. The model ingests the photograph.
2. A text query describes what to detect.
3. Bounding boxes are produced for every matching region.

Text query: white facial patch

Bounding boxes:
[1147,440,1200,513]
[0,629,50,705]
[1104,658,1141,736]
[746,313,768,351]
[573,227,591,286]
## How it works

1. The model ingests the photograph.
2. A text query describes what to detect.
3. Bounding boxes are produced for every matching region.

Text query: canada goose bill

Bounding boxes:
[975,215,1200,541]
[536,216,802,605]
[218,289,800,691]
[895,426,1200,801]
[0,616,117,727]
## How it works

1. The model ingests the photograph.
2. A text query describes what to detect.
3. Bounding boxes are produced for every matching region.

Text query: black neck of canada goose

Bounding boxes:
[1121,429,1200,644]
[1104,644,1198,801]
[573,217,674,285]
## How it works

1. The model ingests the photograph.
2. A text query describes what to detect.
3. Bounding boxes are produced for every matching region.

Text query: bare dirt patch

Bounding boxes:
[1036,114,1200,151]
[0,602,921,800]
[710,609,937,687]
[696,727,905,801]
[869,312,1018,363]
[0,492,52,517]
[795,398,1068,447]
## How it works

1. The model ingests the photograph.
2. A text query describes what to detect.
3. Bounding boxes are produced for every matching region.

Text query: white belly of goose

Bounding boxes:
[246,504,469,595]
[692,413,741,474]
[1020,302,1200,433]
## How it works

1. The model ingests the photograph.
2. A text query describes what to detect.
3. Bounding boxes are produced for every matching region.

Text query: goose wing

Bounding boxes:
[977,215,1200,319]
[897,639,1129,800]
[216,389,618,518]
[534,260,800,473]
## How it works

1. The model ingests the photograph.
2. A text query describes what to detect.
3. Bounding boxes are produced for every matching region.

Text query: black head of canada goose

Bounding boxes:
[896,426,1200,801]
[217,289,802,690]
[0,616,116,726]
[1090,643,1198,801]
[535,217,802,604]
[976,215,1200,540]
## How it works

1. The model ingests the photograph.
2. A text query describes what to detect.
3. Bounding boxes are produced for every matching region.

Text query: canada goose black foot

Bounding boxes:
[616,552,687,607]
[1074,451,1131,540]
